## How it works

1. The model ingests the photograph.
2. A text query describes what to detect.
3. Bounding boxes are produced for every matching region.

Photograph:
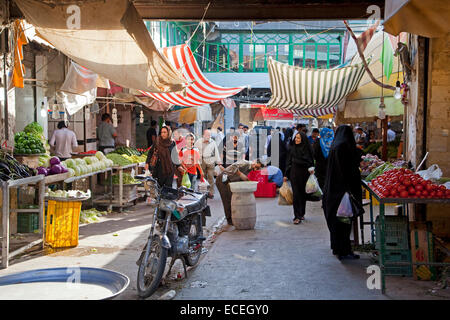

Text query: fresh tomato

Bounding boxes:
[408,187,416,195]
[400,190,409,198]
[415,190,422,197]
[415,184,424,191]
[430,191,436,198]
[425,184,433,192]
[422,190,429,197]
[436,191,444,198]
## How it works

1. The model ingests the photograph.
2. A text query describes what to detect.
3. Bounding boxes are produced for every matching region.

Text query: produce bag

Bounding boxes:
[417,164,442,182]
[279,181,293,205]
[198,179,210,193]
[278,193,291,206]
[336,192,353,218]
[181,172,192,188]
[305,173,320,194]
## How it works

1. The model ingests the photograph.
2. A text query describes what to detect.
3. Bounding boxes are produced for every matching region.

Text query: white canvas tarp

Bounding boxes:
[16,0,187,93]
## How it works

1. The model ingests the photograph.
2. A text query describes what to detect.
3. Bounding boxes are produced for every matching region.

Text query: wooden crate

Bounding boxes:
[410,221,436,281]
[14,155,40,169]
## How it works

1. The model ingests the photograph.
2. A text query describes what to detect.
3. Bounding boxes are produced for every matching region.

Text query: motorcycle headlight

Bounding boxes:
[160,199,177,212]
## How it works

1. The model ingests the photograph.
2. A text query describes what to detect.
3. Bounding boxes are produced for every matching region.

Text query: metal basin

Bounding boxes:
[0,267,129,300]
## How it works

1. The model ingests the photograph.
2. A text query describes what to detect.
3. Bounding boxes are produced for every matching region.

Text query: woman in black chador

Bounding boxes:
[323,125,362,260]
[284,131,315,224]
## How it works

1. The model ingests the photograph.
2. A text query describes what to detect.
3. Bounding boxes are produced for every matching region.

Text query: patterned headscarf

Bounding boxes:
[319,128,334,159]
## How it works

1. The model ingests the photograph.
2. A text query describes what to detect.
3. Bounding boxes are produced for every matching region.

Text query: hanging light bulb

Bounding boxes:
[40,102,47,118]
[112,107,118,127]
[393,80,402,100]
[378,97,386,120]
[139,110,144,124]
[85,105,90,120]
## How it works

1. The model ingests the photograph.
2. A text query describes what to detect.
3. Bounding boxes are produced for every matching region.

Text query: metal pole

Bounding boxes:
[379,203,386,294]
[3,52,8,142]
[382,118,388,161]
[2,182,10,268]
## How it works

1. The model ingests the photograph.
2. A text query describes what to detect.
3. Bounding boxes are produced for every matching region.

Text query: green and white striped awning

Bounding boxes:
[267,57,366,116]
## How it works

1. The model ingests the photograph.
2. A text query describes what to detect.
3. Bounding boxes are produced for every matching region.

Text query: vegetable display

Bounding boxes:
[61,152,113,177]
[360,154,385,176]
[368,168,450,199]
[365,162,396,182]
[106,173,141,185]
[45,188,91,199]
[14,131,46,155]
[121,154,147,164]
[106,153,133,166]
[110,146,142,156]
[0,150,35,181]
[80,208,108,224]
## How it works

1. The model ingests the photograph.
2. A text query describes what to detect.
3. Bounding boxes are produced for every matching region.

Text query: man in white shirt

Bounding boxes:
[194,129,222,198]
[387,124,396,143]
[50,121,78,160]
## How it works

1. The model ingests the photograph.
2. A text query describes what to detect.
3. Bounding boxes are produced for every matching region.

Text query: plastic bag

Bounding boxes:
[417,164,442,182]
[214,165,222,177]
[305,173,320,194]
[278,193,291,206]
[198,179,210,193]
[279,181,293,205]
[336,192,353,218]
[181,172,192,188]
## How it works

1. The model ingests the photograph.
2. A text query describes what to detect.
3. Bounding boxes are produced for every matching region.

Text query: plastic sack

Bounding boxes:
[278,193,291,206]
[279,181,293,205]
[336,192,353,218]
[214,165,222,177]
[198,179,210,193]
[181,172,192,188]
[417,164,442,182]
[305,173,320,194]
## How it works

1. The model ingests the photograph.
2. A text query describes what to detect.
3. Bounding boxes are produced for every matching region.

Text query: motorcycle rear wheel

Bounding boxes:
[184,214,203,267]
[137,235,168,298]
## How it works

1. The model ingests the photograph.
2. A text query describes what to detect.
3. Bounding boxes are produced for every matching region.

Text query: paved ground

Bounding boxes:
[1,186,449,300]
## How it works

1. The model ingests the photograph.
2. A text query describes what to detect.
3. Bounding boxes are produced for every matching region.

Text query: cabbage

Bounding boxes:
[96,151,106,161]
[75,158,84,166]
[50,164,63,175]
[73,166,81,176]
[68,168,75,177]
[37,167,48,176]
[50,157,61,166]
[65,159,76,168]
[90,156,99,164]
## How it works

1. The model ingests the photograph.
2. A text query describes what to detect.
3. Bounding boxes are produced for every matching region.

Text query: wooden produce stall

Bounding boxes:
[1,175,45,269]
[93,163,142,212]
[362,180,450,294]
[64,168,113,210]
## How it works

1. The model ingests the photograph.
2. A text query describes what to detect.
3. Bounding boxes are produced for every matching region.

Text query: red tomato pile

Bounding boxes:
[368,168,450,199]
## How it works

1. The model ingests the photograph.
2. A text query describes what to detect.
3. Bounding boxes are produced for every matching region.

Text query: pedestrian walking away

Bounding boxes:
[322,125,362,260]
[284,131,315,224]
[312,127,334,190]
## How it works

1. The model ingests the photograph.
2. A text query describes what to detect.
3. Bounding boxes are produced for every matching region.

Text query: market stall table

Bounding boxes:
[1,175,45,269]
[362,180,450,294]
[93,164,142,212]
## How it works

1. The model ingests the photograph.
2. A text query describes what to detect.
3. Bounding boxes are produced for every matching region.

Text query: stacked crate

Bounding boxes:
[375,216,412,277]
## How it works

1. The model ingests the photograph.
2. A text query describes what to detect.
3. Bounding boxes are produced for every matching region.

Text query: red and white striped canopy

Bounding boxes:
[140,44,245,106]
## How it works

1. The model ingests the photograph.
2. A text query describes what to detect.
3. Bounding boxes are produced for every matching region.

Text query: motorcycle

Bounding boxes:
[135,176,211,298]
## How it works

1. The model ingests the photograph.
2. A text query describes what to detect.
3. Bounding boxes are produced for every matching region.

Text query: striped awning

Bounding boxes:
[140,44,245,106]
[267,57,366,115]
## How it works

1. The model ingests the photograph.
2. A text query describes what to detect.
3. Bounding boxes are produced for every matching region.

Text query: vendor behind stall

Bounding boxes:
[97,113,117,154]
[49,121,78,161]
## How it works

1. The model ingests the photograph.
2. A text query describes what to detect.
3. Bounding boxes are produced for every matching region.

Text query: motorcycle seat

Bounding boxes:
[176,192,207,214]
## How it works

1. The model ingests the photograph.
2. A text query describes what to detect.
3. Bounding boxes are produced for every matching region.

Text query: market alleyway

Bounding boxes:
[1,187,449,300]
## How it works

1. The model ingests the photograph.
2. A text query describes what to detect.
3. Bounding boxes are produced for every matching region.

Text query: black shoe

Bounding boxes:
[227,220,233,226]
[348,253,360,259]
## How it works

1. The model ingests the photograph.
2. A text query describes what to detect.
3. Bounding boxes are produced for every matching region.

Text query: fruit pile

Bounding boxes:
[368,168,450,199]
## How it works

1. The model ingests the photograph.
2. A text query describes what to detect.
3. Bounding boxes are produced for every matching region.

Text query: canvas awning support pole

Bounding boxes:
[343,21,396,91]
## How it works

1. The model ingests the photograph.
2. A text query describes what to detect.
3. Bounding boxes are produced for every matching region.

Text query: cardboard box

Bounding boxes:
[410,221,436,280]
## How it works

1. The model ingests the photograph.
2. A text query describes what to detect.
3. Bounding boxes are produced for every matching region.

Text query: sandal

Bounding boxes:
[293,219,301,225]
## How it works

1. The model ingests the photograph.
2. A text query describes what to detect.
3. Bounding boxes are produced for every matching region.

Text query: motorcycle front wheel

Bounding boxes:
[184,214,203,267]
[137,235,168,298]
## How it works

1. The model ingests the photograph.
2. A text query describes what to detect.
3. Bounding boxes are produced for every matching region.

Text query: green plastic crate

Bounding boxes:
[380,249,413,277]
[375,215,410,251]
[17,213,39,233]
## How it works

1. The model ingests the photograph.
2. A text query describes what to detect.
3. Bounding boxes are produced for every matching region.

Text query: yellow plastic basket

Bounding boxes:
[45,200,82,248]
